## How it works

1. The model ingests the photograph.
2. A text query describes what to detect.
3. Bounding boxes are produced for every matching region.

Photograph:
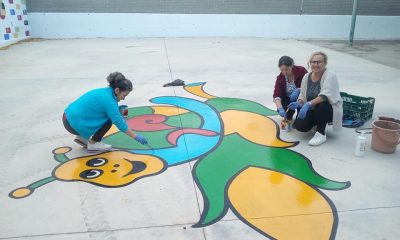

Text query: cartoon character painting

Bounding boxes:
[10,82,350,240]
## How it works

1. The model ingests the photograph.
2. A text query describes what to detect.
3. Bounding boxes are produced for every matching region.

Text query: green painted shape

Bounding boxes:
[165,112,202,129]
[194,134,349,226]
[29,177,55,189]
[127,106,153,118]
[206,97,277,116]
[54,154,69,163]
[103,129,174,149]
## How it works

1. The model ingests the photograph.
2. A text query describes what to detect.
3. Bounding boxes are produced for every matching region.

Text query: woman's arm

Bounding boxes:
[274,98,283,109]
[308,96,325,107]
[125,129,137,139]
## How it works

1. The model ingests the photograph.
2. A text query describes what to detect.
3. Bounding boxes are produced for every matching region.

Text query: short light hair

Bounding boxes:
[308,51,328,67]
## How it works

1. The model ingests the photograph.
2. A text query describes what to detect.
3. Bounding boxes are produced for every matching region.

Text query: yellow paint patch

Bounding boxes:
[228,167,334,240]
[104,124,119,138]
[11,187,32,198]
[221,110,295,147]
[152,106,189,116]
[53,147,71,154]
[184,84,216,99]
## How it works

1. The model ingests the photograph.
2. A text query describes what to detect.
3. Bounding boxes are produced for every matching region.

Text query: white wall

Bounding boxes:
[28,13,400,40]
[0,0,30,48]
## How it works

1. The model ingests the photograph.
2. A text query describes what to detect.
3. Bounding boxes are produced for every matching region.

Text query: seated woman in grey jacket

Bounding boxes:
[288,52,343,146]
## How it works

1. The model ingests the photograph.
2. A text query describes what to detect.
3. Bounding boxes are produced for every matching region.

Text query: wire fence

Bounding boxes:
[27,0,400,16]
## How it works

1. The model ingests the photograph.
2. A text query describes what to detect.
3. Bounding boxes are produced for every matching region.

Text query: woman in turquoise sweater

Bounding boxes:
[63,72,147,151]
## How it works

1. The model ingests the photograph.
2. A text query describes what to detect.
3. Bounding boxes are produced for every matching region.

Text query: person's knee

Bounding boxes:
[315,102,332,113]
[294,120,311,132]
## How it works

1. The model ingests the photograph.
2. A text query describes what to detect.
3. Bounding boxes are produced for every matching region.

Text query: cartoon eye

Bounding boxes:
[79,169,103,179]
[86,158,108,167]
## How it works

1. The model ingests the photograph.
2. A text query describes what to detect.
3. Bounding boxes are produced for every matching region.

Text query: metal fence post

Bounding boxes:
[349,0,359,46]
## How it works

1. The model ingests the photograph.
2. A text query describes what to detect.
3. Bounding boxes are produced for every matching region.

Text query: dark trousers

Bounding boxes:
[294,102,333,135]
[62,113,112,142]
[280,97,297,120]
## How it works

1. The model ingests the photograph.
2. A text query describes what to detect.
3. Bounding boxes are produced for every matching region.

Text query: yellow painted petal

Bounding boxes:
[228,167,335,240]
[221,110,295,147]
[152,106,189,116]
[104,124,119,138]
[183,84,216,99]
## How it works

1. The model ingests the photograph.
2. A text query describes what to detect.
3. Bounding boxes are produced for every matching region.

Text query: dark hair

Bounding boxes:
[278,56,294,67]
[107,72,133,92]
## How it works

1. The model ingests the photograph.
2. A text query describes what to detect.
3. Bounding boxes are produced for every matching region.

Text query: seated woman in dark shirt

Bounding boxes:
[272,56,307,127]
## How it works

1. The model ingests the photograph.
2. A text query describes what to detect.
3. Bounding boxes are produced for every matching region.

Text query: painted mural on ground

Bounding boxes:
[0,0,29,42]
[10,82,350,240]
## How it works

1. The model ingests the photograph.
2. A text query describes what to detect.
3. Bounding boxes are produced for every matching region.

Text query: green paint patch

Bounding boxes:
[104,129,175,149]
[127,106,153,118]
[206,98,277,116]
[165,112,202,129]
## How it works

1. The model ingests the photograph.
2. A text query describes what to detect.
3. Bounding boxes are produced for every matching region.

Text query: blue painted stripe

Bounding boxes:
[185,82,206,87]
[131,96,222,165]
[132,134,219,165]
[151,96,220,132]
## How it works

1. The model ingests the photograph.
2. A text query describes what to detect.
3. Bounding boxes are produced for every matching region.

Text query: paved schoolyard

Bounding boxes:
[0,38,399,240]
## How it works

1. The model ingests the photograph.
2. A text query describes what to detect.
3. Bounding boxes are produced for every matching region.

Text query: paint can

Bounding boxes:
[119,105,129,118]
[281,120,292,132]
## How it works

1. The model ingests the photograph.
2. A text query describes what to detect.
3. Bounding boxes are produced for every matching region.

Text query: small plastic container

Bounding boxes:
[354,132,367,157]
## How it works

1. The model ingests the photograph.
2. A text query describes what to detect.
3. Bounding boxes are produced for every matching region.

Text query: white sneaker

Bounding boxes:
[87,141,112,151]
[308,132,327,146]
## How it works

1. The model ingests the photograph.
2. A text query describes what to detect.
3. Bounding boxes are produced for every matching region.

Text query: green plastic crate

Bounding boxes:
[340,92,375,121]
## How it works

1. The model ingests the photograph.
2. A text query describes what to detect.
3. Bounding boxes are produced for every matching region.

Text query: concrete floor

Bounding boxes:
[0,38,399,240]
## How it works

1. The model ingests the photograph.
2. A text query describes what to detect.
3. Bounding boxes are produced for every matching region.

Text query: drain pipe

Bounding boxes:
[349,0,358,46]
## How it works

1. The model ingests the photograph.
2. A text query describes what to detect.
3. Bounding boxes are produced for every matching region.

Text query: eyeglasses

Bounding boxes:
[310,61,324,65]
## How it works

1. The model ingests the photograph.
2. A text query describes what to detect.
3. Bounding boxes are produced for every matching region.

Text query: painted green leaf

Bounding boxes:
[206,98,277,116]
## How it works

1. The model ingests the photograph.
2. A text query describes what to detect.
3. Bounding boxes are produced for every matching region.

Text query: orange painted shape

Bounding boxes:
[228,167,335,240]
[104,124,119,138]
[221,110,295,147]
[183,84,216,99]
[152,106,188,116]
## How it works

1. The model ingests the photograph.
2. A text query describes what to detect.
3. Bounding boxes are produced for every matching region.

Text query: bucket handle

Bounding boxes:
[355,127,372,134]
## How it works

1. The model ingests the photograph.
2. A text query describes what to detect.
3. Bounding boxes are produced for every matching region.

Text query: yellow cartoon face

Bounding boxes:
[54,151,165,187]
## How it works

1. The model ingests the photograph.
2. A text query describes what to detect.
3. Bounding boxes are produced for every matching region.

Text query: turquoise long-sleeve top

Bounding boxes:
[64,87,128,139]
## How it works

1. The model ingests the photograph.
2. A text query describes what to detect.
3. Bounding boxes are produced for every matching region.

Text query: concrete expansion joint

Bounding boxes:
[1,165,54,188]
[78,187,115,239]
[0,117,60,132]
[14,134,71,150]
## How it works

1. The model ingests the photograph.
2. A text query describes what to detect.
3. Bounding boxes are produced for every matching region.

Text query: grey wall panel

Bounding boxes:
[301,0,353,15]
[357,0,400,16]
[27,0,400,16]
